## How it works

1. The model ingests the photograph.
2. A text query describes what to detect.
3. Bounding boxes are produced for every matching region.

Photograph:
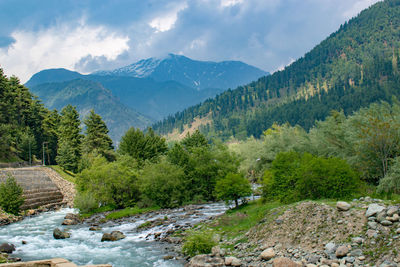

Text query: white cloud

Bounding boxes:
[149,2,188,32]
[342,0,382,20]
[0,22,129,82]
[220,0,244,8]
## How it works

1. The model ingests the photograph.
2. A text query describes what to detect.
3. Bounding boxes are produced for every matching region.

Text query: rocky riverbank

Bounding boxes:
[183,197,400,267]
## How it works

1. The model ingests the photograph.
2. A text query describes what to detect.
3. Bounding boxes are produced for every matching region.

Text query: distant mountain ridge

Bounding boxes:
[26,54,268,143]
[94,54,268,90]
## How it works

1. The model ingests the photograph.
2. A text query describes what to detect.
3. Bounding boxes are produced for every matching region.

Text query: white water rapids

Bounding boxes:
[0,202,228,266]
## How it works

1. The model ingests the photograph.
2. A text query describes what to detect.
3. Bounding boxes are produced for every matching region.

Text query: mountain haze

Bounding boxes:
[29,79,151,142]
[94,54,268,90]
[153,0,400,140]
[26,55,267,142]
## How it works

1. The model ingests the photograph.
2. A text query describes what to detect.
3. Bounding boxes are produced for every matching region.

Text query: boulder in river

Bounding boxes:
[0,243,15,254]
[53,228,71,239]
[62,213,80,225]
[101,231,126,242]
[187,254,224,267]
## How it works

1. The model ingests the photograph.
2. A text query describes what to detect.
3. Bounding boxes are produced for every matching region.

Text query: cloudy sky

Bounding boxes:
[0,0,381,83]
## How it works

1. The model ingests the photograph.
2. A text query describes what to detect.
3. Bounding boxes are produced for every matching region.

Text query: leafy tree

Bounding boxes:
[139,158,186,208]
[118,127,167,164]
[378,156,400,195]
[75,155,139,210]
[0,175,25,215]
[56,105,82,172]
[215,173,252,208]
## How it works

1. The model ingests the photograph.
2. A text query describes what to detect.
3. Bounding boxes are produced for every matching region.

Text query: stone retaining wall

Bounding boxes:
[0,168,67,210]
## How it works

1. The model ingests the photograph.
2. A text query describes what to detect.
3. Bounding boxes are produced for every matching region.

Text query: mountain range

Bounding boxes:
[26,54,268,143]
[153,0,400,140]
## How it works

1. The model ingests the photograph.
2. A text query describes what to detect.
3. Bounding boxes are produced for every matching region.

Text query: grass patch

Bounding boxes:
[208,200,281,238]
[47,165,76,183]
[79,205,115,219]
[105,206,160,220]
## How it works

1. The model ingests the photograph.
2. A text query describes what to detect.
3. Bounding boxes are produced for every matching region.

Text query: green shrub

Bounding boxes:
[74,191,98,213]
[0,175,25,215]
[215,173,252,208]
[262,151,360,203]
[182,231,216,257]
[378,156,400,195]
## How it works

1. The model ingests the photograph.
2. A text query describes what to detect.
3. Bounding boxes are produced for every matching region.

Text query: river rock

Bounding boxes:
[187,254,224,267]
[335,245,349,258]
[368,221,377,229]
[225,256,242,266]
[396,228,400,234]
[272,257,300,267]
[101,231,126,242]
[336,201,351,211]
[351,237,364,244]
[62,213,80,225]
[365,204,385,217]
[89,226,102,231]
[376,211,386,223]
[386,206,399,216]
[0,243,15,254]
[53,228,70,239]
[380,220,392,226]
[260,247,275,260]
[388,213,399,222]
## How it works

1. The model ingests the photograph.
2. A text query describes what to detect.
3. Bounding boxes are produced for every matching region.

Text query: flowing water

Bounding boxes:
[0,202,228,266]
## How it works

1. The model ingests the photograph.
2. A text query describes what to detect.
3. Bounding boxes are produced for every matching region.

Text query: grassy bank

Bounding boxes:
[48,165,76,183]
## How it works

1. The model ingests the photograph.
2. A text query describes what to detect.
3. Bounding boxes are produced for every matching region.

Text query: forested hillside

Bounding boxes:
[153,0,400,140]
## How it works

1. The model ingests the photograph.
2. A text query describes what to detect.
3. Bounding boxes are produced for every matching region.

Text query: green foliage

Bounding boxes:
[56,105,82,172]
[378,157,400,195]
[75,155,139,210]
[262,151,360,203]
[182,231,216,257]
[168,135,240,202]
[215,173,252,207]
[105,206,159,220]
[139,158,186,208]
[82,109,114,159]
[74,191,98,214]
[0,175,25,215]
[118,127,167,164]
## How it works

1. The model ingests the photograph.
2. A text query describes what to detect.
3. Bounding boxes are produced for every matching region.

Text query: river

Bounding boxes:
[0,202,228,266]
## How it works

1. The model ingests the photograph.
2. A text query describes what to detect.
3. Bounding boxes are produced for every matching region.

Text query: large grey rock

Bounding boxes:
[365,204,385,217]
[336,201,351,211]
[101,231,126,242]
[62,213,80,225]
[388,213,399,222]
[335,245,349,258]
[53,228,70,239]
[380,220,392,226]
[260,247,275,260]
[0,243,15,253]
[325,242,336,255]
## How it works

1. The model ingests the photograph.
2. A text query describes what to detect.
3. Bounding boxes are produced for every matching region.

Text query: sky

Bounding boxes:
[0,0,381,83]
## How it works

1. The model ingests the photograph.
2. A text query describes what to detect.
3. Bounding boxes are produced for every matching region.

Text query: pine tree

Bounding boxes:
[56,105,82,172]
[82,110,113,156]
